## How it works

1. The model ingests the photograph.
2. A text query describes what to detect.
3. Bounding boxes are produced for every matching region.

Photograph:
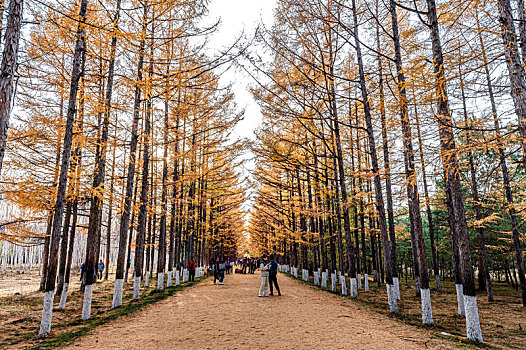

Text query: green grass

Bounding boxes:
[27,277,206,350]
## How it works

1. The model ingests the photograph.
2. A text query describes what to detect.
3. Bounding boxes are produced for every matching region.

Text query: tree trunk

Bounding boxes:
[112,1,147,308]
[413,90,441,292]
[351,0,395,312]
[390,3,432,321]
[496,0,526,307]
[497,0,526,164]
[39,0,88,337]
[425,0,482,340]
[376,11,398,297]
[0,0,24,177]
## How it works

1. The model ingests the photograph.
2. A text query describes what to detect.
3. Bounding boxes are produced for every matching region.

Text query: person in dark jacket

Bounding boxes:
[213,258,225,285]
[269,255,281,296]
[188,257,196,282]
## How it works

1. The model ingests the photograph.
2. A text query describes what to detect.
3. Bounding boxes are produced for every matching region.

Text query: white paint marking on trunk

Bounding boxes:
[393,277,400,300]
[82,284,93,320]
[39,290,54,336]
[112,278,124,308]
[387,284,397,313]
[357,273,362,290]
[364,273,369,292]
[464,294,483,343]
[158,272,164,290]
[133,276,141,300]
[58,283,69,310]
[167,271,172,287]
[455,283,465,316]
[420,288,433,324]
[340,275,347,295]
[350,277,358,298]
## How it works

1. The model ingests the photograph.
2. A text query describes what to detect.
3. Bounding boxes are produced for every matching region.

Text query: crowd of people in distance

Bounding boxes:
[81,254,281,298]
[236,256,259,274]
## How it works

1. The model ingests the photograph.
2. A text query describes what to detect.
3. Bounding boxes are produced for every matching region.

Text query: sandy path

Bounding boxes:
[65,272,452,349]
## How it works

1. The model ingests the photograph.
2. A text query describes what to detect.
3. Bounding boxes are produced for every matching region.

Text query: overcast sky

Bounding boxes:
[204,0,277,217]
[205,0,276,141]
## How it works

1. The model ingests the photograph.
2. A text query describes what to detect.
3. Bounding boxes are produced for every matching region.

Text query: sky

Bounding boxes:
[204,0,277,219]
[205,0,277,142]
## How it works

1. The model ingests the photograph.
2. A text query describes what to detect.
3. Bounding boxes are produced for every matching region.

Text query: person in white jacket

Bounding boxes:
[259,255,270,297]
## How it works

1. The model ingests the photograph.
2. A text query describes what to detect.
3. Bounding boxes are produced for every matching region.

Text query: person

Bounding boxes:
[213,258,225,285]
[80,263,85,281]
[98,259,104,280]
[269,255,281,296]
[242,258,248,274]
[259,255,270,297]
[188,256,196,282]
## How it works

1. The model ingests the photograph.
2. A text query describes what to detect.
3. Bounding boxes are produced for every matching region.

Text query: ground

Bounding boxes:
[63,272,452,349]
[1,269,525,349]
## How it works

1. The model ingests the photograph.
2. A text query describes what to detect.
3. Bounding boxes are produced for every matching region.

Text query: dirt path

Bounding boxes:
[65,272,452,349]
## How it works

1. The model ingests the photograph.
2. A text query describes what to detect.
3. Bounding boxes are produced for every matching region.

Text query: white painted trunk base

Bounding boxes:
[455,284,465,316]
[357,274,362,290]
[133,276,141,300]
[314,272,320,286]
[321,271,327,288]
[158,272,164,290]
[393,277,400,300]
[112,278,124,308]
[175,270,180,285]
[58,283,69,310]
[464,294,483,343]
[340,275,347,295]
[364,274,369,292]
[144,271,149,287]
[167,271,172,287]
[39,291,54,336]
[350,278,358,298]
[82,284,93,320]
[331,273,336,292]
[387,284,398,313]
[420,288,433,324]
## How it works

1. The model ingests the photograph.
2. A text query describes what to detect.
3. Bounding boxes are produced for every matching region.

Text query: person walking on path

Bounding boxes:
[98,259,104,280]
[213,258,225,285]
[259,255,270,297]
[269,255,281,296]
[188,257,196,282]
